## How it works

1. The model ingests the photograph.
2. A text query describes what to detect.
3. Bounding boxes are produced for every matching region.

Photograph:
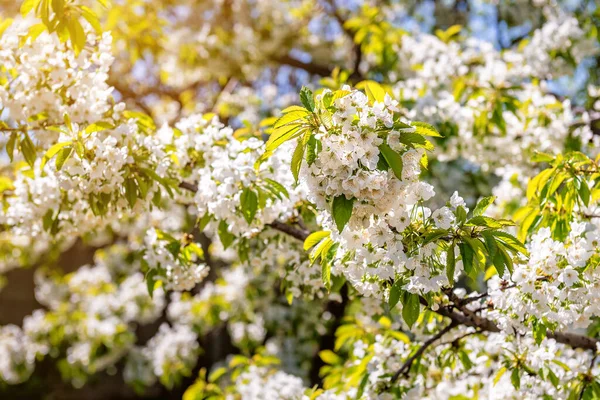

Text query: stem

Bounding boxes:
[390,322,457,384]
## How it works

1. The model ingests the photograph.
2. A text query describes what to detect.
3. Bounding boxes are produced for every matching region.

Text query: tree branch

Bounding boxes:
[274,54,334,77]
[390,322,458,383]
[267,220,311,242]
[175,185,600,353]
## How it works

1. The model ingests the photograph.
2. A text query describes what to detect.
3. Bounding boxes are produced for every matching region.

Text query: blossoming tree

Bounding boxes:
[1,0,600,399]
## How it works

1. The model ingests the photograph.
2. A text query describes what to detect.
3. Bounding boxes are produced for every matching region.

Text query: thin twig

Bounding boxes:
[390,322,458,384]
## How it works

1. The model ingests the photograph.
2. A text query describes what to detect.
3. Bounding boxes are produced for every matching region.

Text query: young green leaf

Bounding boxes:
[124,178,138,207]
[332,195,355,232]
[240,187,258,224]
[299,86,315,112]
[291,140,305,183]
[411,121,442,137]
[401,292,420,328]
[389,280,402,309]
[322,261,331,290]
[304,231,331,251]
[473,196,496,217]
[218,220,235,249]
[458,242,474,276]
[446,243,456,285]
[378,143,403,180]
[55,146,73,171]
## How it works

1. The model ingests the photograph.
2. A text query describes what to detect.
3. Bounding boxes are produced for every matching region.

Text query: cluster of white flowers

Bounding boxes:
[303,88,434,215]
[0,20,114,126]
[140,323,200,387]
[0,324,37,384]
[414,331,599,399]
[300,88,470,297]
[520,17,596,79]
[489,222,600,332]
[0,246,165,386]
[143,228,209,291]
[234,365,307,399]
[0,20,176,259]
[162,113,301,238]
[397,27,597,174]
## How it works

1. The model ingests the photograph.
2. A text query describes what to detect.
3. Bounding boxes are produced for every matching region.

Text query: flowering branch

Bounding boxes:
[390,321,458,384]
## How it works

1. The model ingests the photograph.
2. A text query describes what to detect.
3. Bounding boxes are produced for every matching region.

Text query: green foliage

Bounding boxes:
[516,152,600,241]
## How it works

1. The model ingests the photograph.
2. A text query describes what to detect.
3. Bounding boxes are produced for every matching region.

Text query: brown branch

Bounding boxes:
[435,297,600,351]
[390,322,458,384]
[179,181,310,241]
[267,220,310,242]
[179,181,199,193]
[274,54,334,77]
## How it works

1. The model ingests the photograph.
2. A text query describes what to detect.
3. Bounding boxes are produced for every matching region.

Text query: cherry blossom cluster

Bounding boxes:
[165,113,301,238]
[3,245,165,386]
[489,222,600,332]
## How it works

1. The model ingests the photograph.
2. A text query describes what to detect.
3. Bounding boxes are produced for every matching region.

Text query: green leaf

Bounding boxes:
[497,244,514,274]
[458,242,474,276]
[264,125,304,153]
[145,269,158,298]
[493,250,506,277]
[208,367,227,383]
[263,178,289,199]
[378,143,403,180]
[273,110,309,129]
[531,151,555,163]
[332,195,355,232]
[579,179,591,207]
[124,178,138,207]
[240,187,258,224]
[299,86,315,112]
[319,350,341,365]
[198,213,212,231]
[446,243,456,285]
[51,0,64,17]
[20,135,36,167]
[40,141,71,171]
[306,135,318,166]
[55,146,73,170]
[411,121,442,137]
[455,206,467,224]
[473,196,496,217]
[42,209,54,231]
[6,132,17,162]
[20,0,40,16]
[80,6,102,34]
[481,230,498,259]
[492,231,528,256]
[84,121,113,134]
[322,261,331,289]
[218,220,235,249]
[510,369,520,390]
[291,140,305,183]
[466,216,514,229]
[67,17,86,55]
[362,80,386,103]
[532,320,547,345]
[493,367,507,386]
[398,132,434,151]
[304,231,331,251]
[401,292,420,329]
[422,229,449,245]
[389,280,402,309]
